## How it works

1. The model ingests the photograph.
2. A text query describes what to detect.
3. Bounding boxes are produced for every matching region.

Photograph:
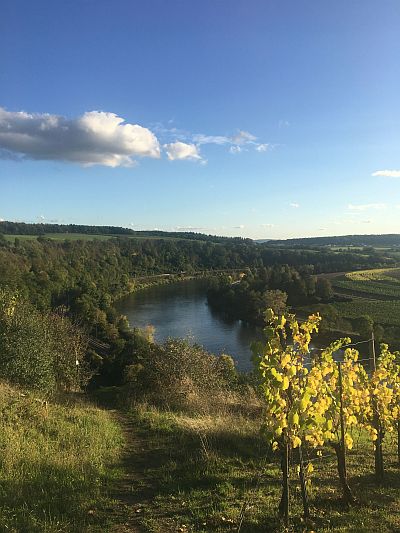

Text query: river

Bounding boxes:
[115,279,264,371]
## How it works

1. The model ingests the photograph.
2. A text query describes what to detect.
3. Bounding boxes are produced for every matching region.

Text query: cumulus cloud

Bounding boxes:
[0,107,161,167]
[348,203,386,211]
[0,107,274,166]
[164,141,203,162]
[290,202,300,208]
[372,169,400,178]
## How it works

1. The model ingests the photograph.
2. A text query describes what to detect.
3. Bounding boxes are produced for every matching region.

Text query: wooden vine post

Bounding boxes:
[370,332,384,481]
[278,435,290,526]
[298,445,310,519]
[398,420,400,466]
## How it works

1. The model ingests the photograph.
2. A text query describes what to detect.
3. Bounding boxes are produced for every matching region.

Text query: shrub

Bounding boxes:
[124,338,243,412]
[0,289,89,395]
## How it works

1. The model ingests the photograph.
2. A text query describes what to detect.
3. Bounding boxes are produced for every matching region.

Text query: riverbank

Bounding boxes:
[124,269,244,295]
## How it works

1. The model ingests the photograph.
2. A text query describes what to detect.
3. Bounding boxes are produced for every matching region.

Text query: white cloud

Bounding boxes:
[279,120,290,128]
[164,141,203,162]
[231,130,257,145]
[233,224,245,229]
[372,169,400,178]
[255,143,270,152]
[290,203,300,208]
[174,226,206,231]
[348,203,386,211]
[192,134,230,145]
[229,146,242,154]
[0,107,160,167]
[154,124,271,158]
[261,223,275,228]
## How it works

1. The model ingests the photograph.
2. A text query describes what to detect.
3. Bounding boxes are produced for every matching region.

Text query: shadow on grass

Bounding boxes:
[119,411,287,532]
[0,462,112,532]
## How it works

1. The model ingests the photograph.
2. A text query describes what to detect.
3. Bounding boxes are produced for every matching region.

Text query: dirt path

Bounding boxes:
[107,412,154,533]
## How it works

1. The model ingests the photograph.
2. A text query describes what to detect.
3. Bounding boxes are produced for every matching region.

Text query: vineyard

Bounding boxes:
[334,300,400,327]
[332,268,400,299]
[252,310,400,527]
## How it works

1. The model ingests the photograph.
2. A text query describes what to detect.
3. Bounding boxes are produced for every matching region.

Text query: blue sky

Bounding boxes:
[1,0,399,239]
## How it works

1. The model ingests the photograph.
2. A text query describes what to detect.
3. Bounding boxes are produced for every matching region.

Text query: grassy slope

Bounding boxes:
[0,382,398,533]
[0,383,123,533]
[115,404,399,533]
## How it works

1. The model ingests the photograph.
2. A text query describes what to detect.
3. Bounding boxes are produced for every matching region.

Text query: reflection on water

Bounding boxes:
[115,279,264,371]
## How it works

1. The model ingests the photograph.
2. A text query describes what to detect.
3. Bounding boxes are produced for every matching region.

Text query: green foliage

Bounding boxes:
[335,299,400,327]
[124,338,241,412]
[0,289,88,395]
[208,265,325,324]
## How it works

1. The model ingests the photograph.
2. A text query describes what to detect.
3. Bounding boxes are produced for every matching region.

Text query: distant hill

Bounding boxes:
[0,221,251,245]
[265,234,400,247]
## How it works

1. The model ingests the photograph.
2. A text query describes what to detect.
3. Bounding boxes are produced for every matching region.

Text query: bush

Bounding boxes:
[124,338,242,412]
[0,289,89,396]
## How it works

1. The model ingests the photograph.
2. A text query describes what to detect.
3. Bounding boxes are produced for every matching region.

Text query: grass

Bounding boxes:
[0,382,124,532]
[118,403,400,533]
[0,377,398,532]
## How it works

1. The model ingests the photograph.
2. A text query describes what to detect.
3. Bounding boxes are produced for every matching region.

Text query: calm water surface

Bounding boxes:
[116,279,264,371]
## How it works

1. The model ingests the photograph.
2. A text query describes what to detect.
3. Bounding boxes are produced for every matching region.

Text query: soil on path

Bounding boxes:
[106,411,160,533]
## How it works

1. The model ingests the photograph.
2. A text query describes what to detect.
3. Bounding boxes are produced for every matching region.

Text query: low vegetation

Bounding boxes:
[0,382,123,532]
[122,404,399,533]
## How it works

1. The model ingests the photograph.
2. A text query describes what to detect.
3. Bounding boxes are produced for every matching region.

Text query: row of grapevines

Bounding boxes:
[252,309,400,523]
